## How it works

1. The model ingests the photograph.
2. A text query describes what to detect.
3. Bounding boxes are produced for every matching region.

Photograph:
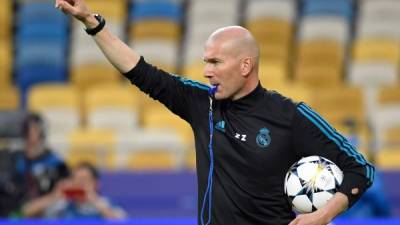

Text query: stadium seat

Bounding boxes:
[246,0,296,22]
[84,84,140,132]
[71,64,122,90]
[360,0,400,18]
[184,0,239,67]
[349,62,398,86]
[247,19,293,45]
[308,86,364,126]
[372,106,400,151]
[299,16,349,44]
[297,40,344,67]
[379,86,400,105]
[27,83,81,135]
[0,86,20,110]
[376,147,400,169]
[130,40,178,72]
[0,41,12,85]
[70,21,125,66]
[16,2,68,28]
[14,1,70,105]
[352,39,400,64]
[143,104,192,143]
[258,62,289,87]
[130,20,181,41]
[0,0,13,40]
[357,18,400,40]
[294,65,342,88]
[130,0,183,23]
[86,0,127,22]
[117,129,186,170]
[67,129,117,169]
[302,0,354,21]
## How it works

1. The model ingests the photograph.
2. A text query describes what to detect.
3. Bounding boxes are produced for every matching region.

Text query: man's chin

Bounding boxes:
[214,93,225,100]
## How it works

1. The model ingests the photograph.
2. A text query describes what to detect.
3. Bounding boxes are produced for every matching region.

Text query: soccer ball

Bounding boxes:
[284,156,343,213]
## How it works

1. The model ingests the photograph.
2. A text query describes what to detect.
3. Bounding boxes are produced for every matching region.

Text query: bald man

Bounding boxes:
[55,1,374,225]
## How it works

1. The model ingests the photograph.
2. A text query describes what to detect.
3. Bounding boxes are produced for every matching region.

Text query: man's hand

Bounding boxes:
[288,211,330,225]
[289,192,348,225]
[55,0,92,23]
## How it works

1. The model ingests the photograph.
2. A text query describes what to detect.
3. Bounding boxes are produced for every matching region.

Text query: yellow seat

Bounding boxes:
[294,65,343,88]
[308,86,364,126]
[71,64,122,90]
[246,19,293,46]
[259,61,289,87]
[84,84,141,131]
[67,129,116,169]
[85,0,127,22]
[183,64,209,84]
[122,104,190,171]
[130,20,181,41]
[0,85,19,110]
[27,84,81,134]
[376,147,400,170]
[379,86,400,105]
[384,127,400,146]
[0,0,12,40]
[353,39,400,64]
[0,41,12,85]
[247,19,293,63]
[28,83,80,111]
[143,104,193,144]
[259,43,290,63]
[84,84,139,114]
[297,40,344,68]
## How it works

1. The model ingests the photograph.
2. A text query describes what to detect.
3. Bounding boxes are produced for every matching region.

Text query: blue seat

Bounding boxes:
[16,23,69,47]
[15,43,66,68]
[303,0,354,21]
[16,65,67,106]
[16,2,69,27]
[129,0,182,22]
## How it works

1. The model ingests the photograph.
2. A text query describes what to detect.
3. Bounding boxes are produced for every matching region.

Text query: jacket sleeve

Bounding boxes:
[122,56,210,123]
[291,102,375,208]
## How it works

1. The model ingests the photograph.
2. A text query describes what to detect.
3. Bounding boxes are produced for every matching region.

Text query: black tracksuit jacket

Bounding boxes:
[123,57,374,225]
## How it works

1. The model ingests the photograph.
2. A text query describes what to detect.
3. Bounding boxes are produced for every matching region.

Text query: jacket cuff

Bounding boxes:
[337,172,368,208]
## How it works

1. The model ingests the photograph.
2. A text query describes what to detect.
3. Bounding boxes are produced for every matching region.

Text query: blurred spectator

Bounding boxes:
[23,162,126,219]
[11,113,70,217]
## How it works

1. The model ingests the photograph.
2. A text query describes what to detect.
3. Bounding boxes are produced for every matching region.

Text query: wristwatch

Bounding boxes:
[85,14,106,36]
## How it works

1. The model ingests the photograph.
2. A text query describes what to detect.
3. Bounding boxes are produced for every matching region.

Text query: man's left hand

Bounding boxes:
[288,211,330,225]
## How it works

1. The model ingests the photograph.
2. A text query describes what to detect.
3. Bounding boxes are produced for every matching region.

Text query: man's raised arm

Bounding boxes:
[55,0,140,73]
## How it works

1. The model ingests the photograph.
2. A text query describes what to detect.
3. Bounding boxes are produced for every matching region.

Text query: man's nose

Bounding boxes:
[203,63,214,78]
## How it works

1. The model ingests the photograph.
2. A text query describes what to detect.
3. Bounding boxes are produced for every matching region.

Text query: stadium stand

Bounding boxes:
[69,0,126,90]
[14,1,69,105]
[1,0,400,219]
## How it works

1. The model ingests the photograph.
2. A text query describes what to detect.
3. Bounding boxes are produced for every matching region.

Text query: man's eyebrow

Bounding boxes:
[203,58,220,63]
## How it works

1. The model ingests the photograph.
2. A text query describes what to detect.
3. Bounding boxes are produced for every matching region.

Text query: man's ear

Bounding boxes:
[241,57,252,77]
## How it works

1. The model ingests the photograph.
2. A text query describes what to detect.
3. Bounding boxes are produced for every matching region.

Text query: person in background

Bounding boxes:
[22,162,126,219]
[11,112,69,217]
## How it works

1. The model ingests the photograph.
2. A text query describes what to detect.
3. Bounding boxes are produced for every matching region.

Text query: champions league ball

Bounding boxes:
[284,156,343,213]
